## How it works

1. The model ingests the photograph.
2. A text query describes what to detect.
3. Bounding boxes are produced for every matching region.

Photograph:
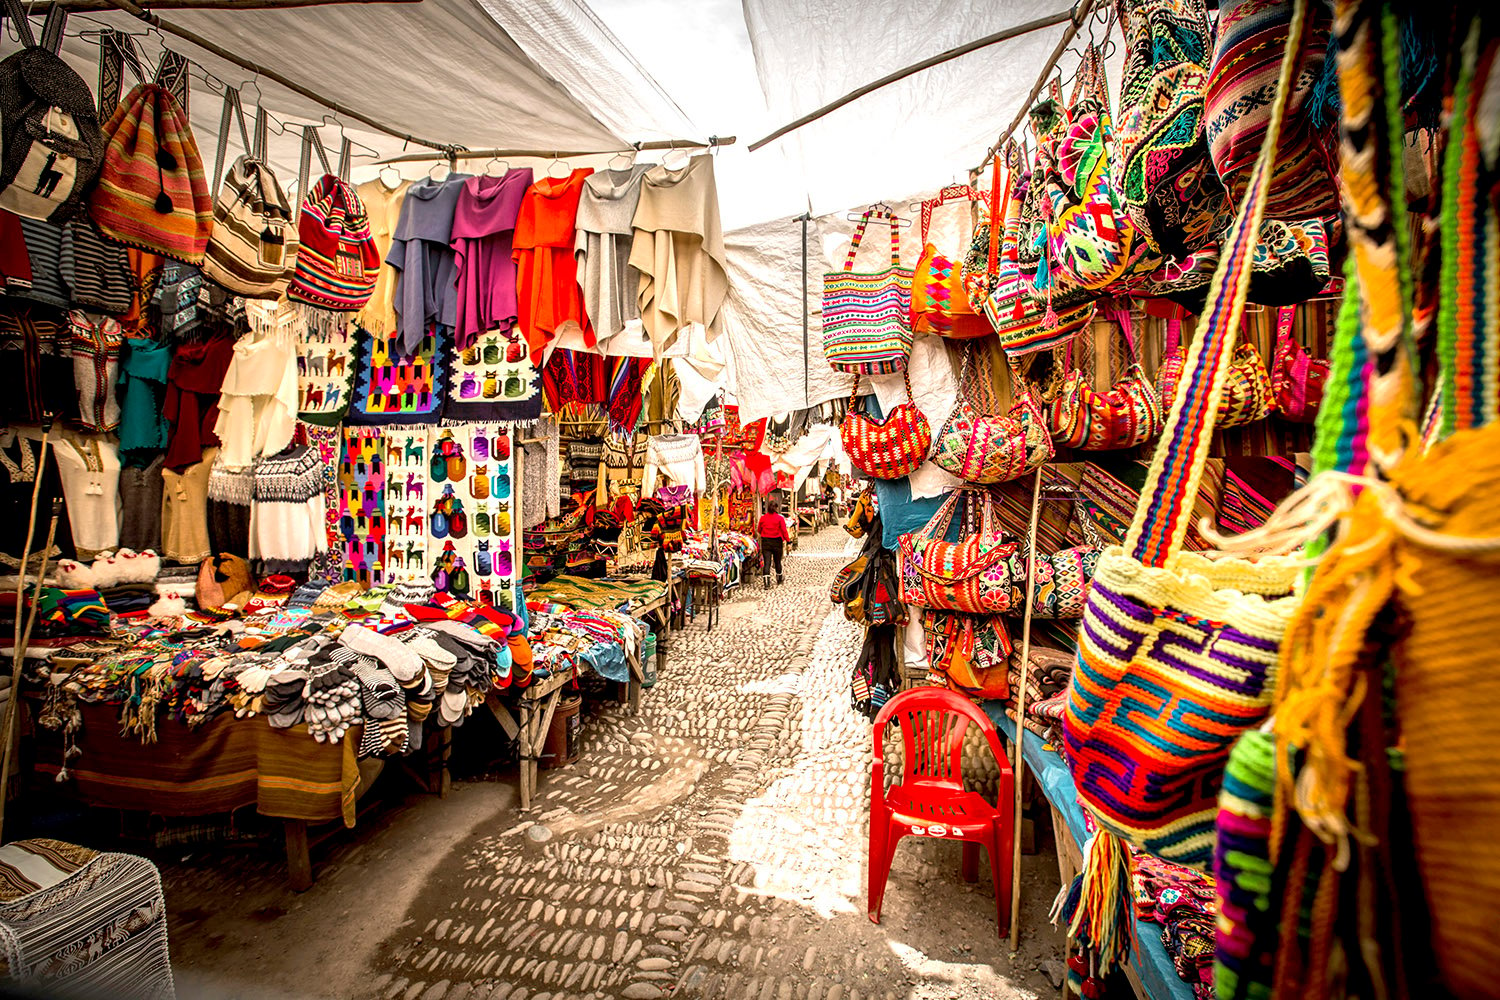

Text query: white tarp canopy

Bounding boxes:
[31,0,1102,419]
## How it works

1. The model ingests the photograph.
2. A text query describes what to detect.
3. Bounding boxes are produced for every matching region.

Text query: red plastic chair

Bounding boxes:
[867,686,1015,937]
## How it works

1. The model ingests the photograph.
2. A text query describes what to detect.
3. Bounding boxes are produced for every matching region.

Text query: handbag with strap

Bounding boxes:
[822,209,914,373]
[202,89,298,298]
[1113,0,1230,258]
[898,487,1019,614]
[1061,0,1309,928]
[910,183,993,339]
[88,47,212,263]
[1042,47,1160,292]
[1047,303,1164,450]
[977,139,1097,357]
[923,609,1013,699]
[1157,315,1275,428]
[289,129,379,311]
[1268,303,1328,423]
[1004,543,1101,619]
[933,344,1053,483]
[839,371,932,481]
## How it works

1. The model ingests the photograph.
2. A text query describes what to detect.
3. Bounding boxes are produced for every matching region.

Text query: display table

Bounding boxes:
[31,702,386,890]
[980,705,1195,1000]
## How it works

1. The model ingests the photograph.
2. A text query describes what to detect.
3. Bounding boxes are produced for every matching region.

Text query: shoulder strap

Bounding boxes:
[155,49,191,114]
[1103,301,1137,361]
[843,210,884,271]
[38,4,65,53]
[336,137,354,182]
[1274,304,1297,352]
[1,0,36,49]
[920,184,984,243]
[307,127,332,176]
[96,28,148,119]
[252,106,269,161]
[1127,0,1309,566]
[212,87,254,194]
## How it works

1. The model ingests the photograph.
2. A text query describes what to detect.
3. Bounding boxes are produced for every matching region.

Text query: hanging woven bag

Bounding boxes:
[977,138,1096,357]
[1047,303,1163,450]
[1113,0,1230,258]
[897,487,1019,614]
[89,80,212,263]
[1156,315,1276,428]
[821,209,914,374]
[201,90,298,298]
[1056,9,1311,979]
[1268,303,1328,422]
[910,183,994,339]
[838,370,932,481]
[931,343,1053,483]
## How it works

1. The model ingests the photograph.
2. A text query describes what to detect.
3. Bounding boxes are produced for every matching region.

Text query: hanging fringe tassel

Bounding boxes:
[1051,829,1138,981]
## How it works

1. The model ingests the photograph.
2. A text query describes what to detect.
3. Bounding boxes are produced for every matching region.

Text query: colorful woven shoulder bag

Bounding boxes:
[1268,303,1328,423]
[898,487,1019,614]
[1047,302,1164,450]
[976,142,1096,357]
[910,184,993,339]
[1113,0,1230,258]
[1057,3,1310,977]
[839,370,932,481]
[932,343,1053,484]
[822,209,914,374]
[1043,47,1159,292]
[1156,314,1275,428]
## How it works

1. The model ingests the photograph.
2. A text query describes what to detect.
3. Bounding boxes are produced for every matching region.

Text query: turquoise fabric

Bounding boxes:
[117,337,171,461]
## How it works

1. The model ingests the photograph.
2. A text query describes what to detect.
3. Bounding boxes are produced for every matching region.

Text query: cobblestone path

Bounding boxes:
[368,528,1064,1000]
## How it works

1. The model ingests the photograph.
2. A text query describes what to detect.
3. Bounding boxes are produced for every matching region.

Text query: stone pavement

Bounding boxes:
[364,526,1066,1000]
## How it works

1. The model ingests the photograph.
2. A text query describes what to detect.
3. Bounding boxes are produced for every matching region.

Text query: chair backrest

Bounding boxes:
[872,686,1010,793]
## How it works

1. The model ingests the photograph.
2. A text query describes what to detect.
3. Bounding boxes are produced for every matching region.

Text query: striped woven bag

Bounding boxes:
[932,344,1053,484]
[910,184,992,339]
[897,487,1019,614]
[1156,316,1275,428]
[978,142,1096,357]
[1055,1,1310,978]
[1047,303,1163,450]
[838,371,932,481]
[821,209,913,374]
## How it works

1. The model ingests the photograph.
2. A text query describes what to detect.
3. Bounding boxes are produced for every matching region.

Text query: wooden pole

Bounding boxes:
[98,0,453,151]
[0,496,62,842]
[376,136,737,165]
[748,6,1079,152]
[973,0,1096,175]
[1009,467,1044,951]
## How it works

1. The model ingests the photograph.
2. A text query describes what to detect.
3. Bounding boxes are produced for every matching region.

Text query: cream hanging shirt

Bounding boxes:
[53,431,121,559]
[642,433,706,497]
[575,164,650,352]
[628,155,728,356]
[213,326,298,470]
[354,177,412,338]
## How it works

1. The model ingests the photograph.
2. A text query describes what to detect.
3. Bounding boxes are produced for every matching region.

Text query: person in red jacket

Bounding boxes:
[758,497,790,587]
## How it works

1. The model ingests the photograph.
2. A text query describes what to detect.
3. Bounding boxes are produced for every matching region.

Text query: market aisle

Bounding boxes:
[366,527,1064,1000]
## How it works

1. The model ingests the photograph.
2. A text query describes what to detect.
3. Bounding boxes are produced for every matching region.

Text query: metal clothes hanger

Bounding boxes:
[660,140,691,170]
[546,154,571,179]
[484,155,509,177]
[844,201,912,228]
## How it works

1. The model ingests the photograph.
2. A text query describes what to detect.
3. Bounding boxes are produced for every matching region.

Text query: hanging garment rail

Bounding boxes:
[374,136,737,165]
[747,4,1083,153]
[96,0,454,151]
[971,0,1097,174]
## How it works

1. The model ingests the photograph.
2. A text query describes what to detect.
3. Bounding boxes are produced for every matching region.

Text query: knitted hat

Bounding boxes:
[89,84,212,263]
[288,175,379,310]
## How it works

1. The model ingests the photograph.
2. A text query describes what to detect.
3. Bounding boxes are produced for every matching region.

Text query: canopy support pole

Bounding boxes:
[972,0,1097,174]
[748,4,1083,152]
[375,137,737,165]
[98,0,453,151]
[800,212,811,408]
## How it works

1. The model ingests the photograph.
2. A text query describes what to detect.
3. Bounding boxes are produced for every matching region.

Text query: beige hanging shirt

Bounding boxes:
[354,177,412,337]
[628,155,728,356]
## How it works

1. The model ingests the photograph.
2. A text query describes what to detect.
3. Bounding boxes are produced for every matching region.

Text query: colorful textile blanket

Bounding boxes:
[526,575,666,614]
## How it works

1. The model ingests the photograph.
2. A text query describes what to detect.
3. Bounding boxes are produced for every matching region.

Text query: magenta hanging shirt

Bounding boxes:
[450,169,533,350]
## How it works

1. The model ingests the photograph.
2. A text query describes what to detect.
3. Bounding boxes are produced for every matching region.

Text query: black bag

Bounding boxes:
[0,1,105,222]
[851,623,900,721]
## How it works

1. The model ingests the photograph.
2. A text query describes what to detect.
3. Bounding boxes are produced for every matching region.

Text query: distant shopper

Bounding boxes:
[758,498,790,586]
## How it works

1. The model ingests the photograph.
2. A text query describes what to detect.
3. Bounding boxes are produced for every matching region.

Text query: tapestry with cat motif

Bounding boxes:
[442,326,543,423]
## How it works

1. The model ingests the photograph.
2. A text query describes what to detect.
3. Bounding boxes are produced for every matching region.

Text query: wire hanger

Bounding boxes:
[484,155,509,177]
[607,146,637,171]
[379,162,403,189]
[845,200,911,228]
[661,140,691,170]
[546,154,571,179]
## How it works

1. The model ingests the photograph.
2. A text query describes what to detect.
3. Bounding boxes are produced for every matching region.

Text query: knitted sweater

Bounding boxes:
[248,444,328,562]
[642,433,706,496]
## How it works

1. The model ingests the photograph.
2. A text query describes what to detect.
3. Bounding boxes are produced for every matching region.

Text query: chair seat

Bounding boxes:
[884,787,998,838]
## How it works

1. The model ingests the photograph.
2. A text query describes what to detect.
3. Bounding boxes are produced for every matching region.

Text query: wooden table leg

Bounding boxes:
[284,819,312,891]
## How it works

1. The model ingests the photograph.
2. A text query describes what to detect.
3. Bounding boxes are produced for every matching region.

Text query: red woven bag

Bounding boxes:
[839,371,932,480]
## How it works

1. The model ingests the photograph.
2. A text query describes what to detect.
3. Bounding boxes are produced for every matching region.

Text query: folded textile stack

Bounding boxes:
[1133,854,1218,1000]
[303,653,359,743]
[285,580,331,609]
[350,658,407,758]
[98,582,157,615]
